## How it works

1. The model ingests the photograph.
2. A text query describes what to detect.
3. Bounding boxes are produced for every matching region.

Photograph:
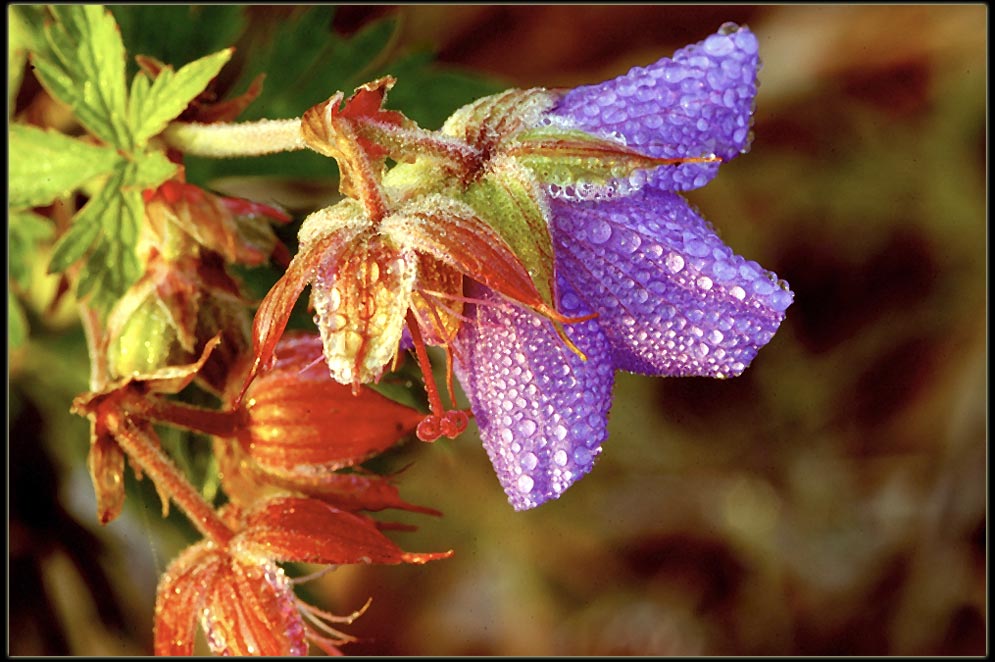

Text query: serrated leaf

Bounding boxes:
[128,48,234,147]
[8,124,122,208]
[31,5,131,148]
[50,165,144,314]
[48,207,102,274]
[9,209,54,288]
[128,150,179,191]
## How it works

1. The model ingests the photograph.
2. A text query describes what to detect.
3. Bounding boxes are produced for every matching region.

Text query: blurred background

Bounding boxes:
[8,4,987,656]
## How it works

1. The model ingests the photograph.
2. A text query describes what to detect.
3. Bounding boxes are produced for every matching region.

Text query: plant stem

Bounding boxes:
[163,118,306,158]
[107,408,234,546]
[141,396,245,438]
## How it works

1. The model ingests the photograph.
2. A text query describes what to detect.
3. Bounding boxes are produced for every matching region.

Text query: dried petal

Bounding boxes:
[202,556,307,656]
[246,205,367,395]
[382,192,553,318]
[87,419,126,524]
[312,231,416,387]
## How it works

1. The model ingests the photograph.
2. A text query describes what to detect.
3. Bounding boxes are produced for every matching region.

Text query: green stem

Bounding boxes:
[163,118,305,158]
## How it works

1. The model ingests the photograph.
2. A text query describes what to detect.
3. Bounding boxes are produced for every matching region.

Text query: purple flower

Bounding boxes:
[452,24,793,510]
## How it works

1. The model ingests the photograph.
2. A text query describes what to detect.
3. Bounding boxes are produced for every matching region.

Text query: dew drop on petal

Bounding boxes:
[553,449,568,466]
[665,253,685,273]
[589,220,612,244]
[517,474,535,494]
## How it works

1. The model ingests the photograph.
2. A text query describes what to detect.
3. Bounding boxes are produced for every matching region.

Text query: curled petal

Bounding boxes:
[551,23,760,191]
[237,496,453,565]
[552,188,792,377]
[154,541,226,656]
[240,333,424,475]
[453,281,615,511]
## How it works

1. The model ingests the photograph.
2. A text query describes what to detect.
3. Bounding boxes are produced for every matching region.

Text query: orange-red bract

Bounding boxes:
[237,333,425,477]
[153,496,453,655]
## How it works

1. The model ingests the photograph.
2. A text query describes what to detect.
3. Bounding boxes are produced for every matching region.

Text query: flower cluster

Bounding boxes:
[30,7,792,654]
[247,23,792,510]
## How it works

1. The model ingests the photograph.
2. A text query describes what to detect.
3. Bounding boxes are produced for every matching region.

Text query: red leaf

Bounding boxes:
[266,467,442,516]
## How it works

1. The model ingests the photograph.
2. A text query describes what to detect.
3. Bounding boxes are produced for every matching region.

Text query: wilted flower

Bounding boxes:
[154,496,451,655]
[249,23,792,511]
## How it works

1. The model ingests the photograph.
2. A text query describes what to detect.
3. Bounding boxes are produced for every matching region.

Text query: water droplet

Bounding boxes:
[697,275,713,291]
[589,220,612,244]
[665,253,685,273]
[517,474,535,493]
[518,418,537,437]
[708,329,724,344]
[554,449,568,466]
[729,285,746,300]
[520,452,538,471]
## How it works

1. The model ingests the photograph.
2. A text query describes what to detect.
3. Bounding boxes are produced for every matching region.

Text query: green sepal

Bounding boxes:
[508,126,677,189]
[8,124,123,208]
[460,158,556,310]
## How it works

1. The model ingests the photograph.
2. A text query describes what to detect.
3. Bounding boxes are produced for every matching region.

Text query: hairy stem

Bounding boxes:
[107,408,234,546]
[163,118,306,157]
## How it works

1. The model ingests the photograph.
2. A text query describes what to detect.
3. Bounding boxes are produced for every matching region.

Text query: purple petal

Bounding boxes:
[551,23,759,192]
[453,280,614,511]
[552,187,792,377]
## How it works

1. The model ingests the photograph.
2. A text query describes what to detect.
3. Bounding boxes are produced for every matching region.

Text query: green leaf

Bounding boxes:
[9,209,54,288]
[233,6,339,120]
[48,206,102,274]
[8,123,122,208]
[129,150,179,191]
[48,164,145,315]
[8,290,29,350]
[128,48,234,148]
[31,5,131,149]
